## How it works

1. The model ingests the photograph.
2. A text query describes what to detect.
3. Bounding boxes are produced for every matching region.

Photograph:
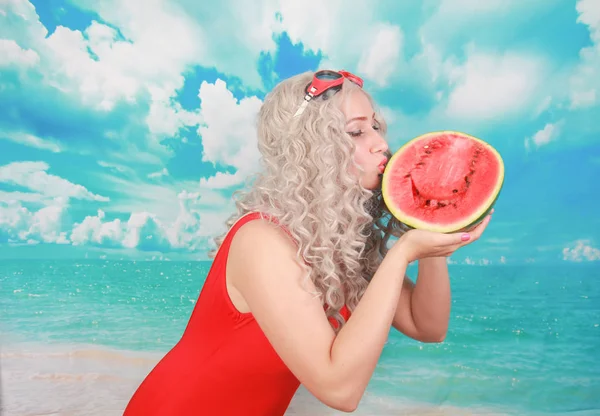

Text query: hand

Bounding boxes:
[393,210,493,264]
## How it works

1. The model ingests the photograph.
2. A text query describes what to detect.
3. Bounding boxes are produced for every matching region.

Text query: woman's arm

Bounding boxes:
[391,257,451,343]
[229,220,409,412]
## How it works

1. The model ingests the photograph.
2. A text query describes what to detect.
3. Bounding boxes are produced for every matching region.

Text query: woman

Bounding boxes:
[124,70,491,415]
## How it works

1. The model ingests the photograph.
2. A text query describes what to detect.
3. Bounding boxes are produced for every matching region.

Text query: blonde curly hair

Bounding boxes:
[209,71,406,330]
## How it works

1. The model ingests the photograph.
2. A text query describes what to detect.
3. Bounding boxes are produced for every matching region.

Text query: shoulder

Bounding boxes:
[228,217,305,286]
[231,217,297,256]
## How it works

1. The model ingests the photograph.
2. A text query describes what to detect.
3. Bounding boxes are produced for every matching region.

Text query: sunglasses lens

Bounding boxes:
[315,70,342,81]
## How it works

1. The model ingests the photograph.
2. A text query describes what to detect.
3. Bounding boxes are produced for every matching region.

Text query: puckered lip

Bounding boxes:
[378,158,388,168]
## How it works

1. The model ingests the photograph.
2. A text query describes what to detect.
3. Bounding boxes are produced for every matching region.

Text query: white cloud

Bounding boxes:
[147,168,169,179]
[0,38,39,68]
[0,198,69,244]
[42,23,139,110]
[569,0,600,109]
[0,190,44,203]
[197,79,263,189]
[445,49,548,121]
[146,86,202,138]
[275,0,341,54]
[92,171,231,225]
[0,130,62,153]
[166,190,232,249]
[70,209,172,252]
[357,24,403,87]
[531,124,557,146]
[28,202,70,244]
[174,0,279,87]
[70,209,124,247]
[570,89,596,108]
[525,120,563,150]
[0,0,48,45]
[0,161,109,202]
[121,212,172,251]
[562,239,600,262]
[277,0,405,78]
[97,161,135,176]
[69,190,232,252]
[404,1,569,128]
[71,0,278,90]
[577,0,600,32]
[408,40,450,85]
[1,0,203,153]
[418,0,561,53]
[0,201,31,241]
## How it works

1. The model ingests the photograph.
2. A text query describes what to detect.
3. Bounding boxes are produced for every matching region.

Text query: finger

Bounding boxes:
[461,212,491,233]
[441,230,474,246]
[444,216,491,249]
[470,214,492,240]
[458,214,491,242]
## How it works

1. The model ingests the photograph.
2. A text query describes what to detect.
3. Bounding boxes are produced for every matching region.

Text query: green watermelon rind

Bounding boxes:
[381,130,504,234]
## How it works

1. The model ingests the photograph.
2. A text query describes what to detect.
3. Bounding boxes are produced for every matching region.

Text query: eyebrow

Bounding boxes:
[345,113,376,125]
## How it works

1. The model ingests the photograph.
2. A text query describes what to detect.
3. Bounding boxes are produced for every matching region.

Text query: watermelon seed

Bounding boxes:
[425,200,431,206]
[453,189,458,193]
[425,150,432,154]
[410,178,420,198]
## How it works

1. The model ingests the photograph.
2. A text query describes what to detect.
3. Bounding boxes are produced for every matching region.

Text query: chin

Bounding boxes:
[361,174,382,190]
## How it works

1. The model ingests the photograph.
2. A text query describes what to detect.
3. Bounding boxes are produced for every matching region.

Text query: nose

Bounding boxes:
[370,132,388,154]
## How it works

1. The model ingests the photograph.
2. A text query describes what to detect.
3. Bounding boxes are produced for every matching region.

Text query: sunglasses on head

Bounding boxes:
[293,70,364,117]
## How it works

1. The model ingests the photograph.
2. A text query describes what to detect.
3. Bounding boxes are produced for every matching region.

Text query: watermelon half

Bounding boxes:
[381,131,504,233]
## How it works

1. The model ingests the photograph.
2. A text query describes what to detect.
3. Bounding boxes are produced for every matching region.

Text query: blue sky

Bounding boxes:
[0,0,598,264]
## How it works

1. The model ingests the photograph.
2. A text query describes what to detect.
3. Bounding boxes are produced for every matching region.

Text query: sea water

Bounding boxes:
[1,260,599,415]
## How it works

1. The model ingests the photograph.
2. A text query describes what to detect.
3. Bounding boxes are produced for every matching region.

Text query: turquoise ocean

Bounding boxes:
[1,260,599,415]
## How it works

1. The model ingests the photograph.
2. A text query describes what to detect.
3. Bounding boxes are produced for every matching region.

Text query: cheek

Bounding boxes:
[352,143,369,167]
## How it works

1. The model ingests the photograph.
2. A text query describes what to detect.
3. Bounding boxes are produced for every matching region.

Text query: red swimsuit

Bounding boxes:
[124,212,350,415]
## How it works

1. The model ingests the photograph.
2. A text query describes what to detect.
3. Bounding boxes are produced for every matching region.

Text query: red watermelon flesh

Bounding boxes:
[381,131,504,233]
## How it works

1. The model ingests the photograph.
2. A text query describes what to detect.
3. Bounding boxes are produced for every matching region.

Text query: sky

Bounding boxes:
[0,0,599,265]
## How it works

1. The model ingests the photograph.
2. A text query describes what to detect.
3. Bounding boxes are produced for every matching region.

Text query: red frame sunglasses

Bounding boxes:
[293,70,364,117]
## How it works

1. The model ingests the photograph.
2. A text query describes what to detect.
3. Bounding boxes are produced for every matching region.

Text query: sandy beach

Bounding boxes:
[0,342,508,416]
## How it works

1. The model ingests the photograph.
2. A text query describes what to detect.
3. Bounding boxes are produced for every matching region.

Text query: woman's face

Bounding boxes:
[341,90,389,190]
